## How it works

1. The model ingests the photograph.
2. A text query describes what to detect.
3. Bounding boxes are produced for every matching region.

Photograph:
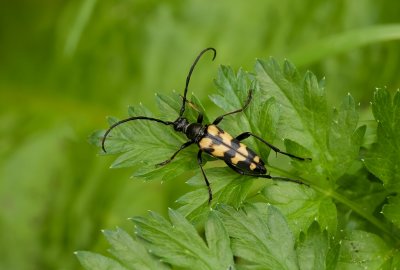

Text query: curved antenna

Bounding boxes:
[101,116,173,152]
[179,47,217,117]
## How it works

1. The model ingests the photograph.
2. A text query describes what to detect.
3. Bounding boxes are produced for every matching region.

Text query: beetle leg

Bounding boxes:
[197,150,212,204]
[212,89,253,125]
[225,162,307,186]
[235,132,311,161]
[197,113,203,124]
[156,141,194,166]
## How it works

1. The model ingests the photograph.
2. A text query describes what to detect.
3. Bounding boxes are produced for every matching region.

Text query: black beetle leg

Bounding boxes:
[212,89,253,125]
[225,162,307,186]
[156,141,194,167]
[197,113,203,124]
[235,132,311,161]
[197,150,212,204]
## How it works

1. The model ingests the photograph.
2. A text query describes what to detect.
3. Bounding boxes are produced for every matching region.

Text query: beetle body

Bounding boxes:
[173,118,266,174]
[198,125,266,174]
[101,48,310,204]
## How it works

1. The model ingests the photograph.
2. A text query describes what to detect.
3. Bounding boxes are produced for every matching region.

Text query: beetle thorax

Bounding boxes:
[185,123,205,142]
[173,117,190,133]
[173,117,205,142]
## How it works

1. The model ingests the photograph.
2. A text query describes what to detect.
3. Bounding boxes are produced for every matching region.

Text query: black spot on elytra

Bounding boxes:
[215,125,224,134]
[202,147,214,153]
[223,149,237,162]
[235,157,266,174]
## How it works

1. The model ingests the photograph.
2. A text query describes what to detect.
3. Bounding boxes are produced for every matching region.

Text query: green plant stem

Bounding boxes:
[64,0,98,56]
[289,24,400,66]
[269,165,398,242]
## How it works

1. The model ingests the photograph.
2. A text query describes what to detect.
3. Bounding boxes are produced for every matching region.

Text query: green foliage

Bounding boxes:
[101,228,168,270]
[132,209,233,269]
[3,1,400,270]
[82,59,400,269]
[363,89,400,229]
[78,209,234,270]
[217,203,299,269]
[261,183,337,238]
[76,251,128,270]
[337,230,397,269]
[296,222,334,270]
[78,204,339,270]
[177,66,280,221]
[255,58,366,185]
[98,103,197,181]
[90,66,280,222]
[177,168,253,223]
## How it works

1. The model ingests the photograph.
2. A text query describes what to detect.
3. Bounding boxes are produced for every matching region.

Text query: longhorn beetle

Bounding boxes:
[102,48,310,203]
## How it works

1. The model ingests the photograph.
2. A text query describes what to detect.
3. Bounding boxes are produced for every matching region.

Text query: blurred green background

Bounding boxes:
[1,0,400,269]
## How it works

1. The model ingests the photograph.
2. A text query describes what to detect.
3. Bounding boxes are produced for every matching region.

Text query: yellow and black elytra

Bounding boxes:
[102,48,310,203]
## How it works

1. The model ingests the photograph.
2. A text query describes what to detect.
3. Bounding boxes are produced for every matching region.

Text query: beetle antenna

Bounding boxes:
[179,47,216,117]
[102,116,173,153]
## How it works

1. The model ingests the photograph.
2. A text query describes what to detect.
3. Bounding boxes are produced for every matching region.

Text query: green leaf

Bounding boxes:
[91,96,202,181]
[102,228,169,270]
[216,203,298,270]
[383,252,400,269]
[296,222,338,270]
[177,167,253,223]
[363,89,400,230]
[76,251,128,270]
[261,182,337,238]
[364,89,400,188]
[205,211,235,269]
[210,66,279,159]
[76,228,170,270]
[382,195,400,229]
[131,209,234,270]
[87,60,400,270]
[255,58,365,184]
[336,167,391,231]
[337,230,394,270]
